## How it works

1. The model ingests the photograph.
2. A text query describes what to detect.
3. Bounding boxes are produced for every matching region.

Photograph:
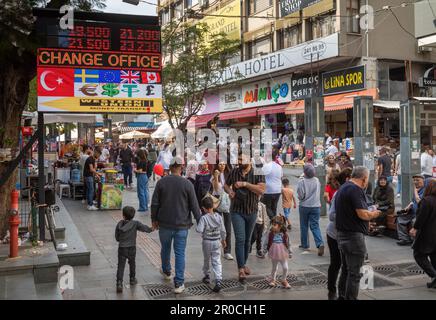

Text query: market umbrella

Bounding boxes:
[119,130,150,140]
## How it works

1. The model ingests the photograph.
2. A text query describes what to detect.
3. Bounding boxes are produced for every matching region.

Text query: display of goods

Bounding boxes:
[100,184,123,210]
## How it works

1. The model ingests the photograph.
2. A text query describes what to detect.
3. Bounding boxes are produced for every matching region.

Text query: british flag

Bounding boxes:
[120,70,141,84]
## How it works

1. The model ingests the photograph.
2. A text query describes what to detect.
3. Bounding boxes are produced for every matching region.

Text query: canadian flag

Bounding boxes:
[142,72,161,84]
[37,67,74,97]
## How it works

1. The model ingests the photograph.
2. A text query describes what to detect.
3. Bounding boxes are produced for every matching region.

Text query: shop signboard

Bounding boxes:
[290,74,319,100]
[200,0,241,43]
[280,0,322,17]
[419,66,436,87]
[322,65,365,96]
[35,11,162,113]
[217,33,338,84]
[219,88,243,112]
[242,76,292,108]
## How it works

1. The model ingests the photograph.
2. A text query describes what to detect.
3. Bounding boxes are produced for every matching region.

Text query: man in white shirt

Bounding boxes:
[99,145,110,163]
[421,148,434,179]
[326,143,338,156]
[261,149,283,220]
[325,133,333,146]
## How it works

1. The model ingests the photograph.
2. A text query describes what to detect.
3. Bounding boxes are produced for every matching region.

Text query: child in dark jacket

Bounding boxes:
[115,206,152,293]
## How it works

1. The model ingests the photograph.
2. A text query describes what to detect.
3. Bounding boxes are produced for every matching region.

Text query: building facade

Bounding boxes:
[158,0,436,151]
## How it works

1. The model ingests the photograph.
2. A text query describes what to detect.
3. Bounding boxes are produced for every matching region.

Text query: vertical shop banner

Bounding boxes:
[322,65,366,96]
[290,74,319,100]
[35,12,162,114]
[201,0,241,43]
[242,76,292,108]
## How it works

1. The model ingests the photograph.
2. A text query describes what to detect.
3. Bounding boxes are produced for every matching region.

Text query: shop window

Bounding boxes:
[280,25,302,49]
[160,9,170,25]
[312,14,337,40]
[248,36,271,59]
[346,0,360,33]
[247,0,273,15]
[173,1,184,20]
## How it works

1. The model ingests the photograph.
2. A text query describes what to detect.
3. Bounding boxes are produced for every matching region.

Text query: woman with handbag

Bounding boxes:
[212,162,234,260]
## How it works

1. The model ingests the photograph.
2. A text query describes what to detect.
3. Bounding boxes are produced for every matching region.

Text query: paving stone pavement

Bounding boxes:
[59,168,436,300]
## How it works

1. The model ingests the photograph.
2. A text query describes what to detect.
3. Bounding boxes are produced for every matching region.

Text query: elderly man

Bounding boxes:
[334,166,381,300]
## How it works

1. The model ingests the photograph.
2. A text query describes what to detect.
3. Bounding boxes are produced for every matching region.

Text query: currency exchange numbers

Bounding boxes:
[120,28,161,53]
[67,25,111,51]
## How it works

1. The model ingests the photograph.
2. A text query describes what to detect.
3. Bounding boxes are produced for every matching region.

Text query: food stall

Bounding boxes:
[97,166,125,210]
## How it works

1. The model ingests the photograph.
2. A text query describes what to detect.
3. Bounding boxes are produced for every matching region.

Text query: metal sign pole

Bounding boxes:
[304,96,326,216]
[353,96,375,185]
[400,100,422,208]
[38,112,46,241]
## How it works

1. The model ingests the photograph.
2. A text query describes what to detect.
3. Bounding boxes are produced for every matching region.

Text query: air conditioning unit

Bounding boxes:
[418,45,433,53]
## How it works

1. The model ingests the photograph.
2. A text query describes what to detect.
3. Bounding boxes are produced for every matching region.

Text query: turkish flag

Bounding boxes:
[141,72,161,84]
[37,67,74,97]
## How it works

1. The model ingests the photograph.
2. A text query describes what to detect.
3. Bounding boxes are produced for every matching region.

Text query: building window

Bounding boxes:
[185,0,192,9]
[248,36,271,59]
[280,25,302,49]
[346,0,360,33]
[173,1,184,20]
[247,0,273,15]
[312,15,336,39]
[161,9,170,25]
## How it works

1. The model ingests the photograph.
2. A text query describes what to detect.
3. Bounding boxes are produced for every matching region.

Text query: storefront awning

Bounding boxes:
[219,108,258,121]
[257,104,287,116]
[373,100,400,109]
[187,113,218,128]
[412,97,436,103]
[285,88,378,114]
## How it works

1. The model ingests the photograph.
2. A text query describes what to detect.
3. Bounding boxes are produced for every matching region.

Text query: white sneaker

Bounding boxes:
[224,253,234,260]
[174,284,185,294]
[87,205,98,211]
[160,270,172,281]
[396,194,401,198]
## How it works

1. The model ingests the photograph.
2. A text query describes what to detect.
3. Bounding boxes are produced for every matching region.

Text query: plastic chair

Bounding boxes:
[56,181,70,199]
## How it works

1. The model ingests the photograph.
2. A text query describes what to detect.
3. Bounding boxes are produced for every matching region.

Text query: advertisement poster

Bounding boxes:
[242,76,292,108]
[313,137,325,167]
[100,184,123,210]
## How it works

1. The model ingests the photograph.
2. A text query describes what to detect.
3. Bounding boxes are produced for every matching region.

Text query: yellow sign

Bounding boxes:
[38,97,163,113]
[201,0,241,43]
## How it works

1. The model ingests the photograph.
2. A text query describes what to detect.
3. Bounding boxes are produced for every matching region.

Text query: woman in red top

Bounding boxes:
[324,170,340,205]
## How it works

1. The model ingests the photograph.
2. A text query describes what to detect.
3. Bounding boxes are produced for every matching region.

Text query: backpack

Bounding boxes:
[195,173,212,204]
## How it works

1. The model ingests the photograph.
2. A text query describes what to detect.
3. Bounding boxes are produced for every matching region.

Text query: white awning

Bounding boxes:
[412,97,436,103]
[373,100,401,109]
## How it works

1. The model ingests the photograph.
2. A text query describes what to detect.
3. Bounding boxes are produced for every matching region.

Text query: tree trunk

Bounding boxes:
[0,51,35,238]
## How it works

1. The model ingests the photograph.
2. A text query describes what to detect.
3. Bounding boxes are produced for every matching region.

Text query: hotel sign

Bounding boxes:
[322,65,366,96]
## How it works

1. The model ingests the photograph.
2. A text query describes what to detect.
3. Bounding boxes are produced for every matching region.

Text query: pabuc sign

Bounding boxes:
[322,65,366,96]
[242,76,292,108]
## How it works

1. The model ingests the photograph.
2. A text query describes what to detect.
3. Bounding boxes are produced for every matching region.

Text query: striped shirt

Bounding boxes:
[226,167,265,215]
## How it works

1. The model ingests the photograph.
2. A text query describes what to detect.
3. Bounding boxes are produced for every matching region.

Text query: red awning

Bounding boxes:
[219,108,258,120]
[257,104,287,115]
[187,113,218,128]
[285,88,378,114]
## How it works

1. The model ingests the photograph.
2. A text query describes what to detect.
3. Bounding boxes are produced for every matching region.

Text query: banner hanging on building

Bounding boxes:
[280,0,323,17]
[242,76,292,108]
[35,10,162,113]
[322,65,365,96]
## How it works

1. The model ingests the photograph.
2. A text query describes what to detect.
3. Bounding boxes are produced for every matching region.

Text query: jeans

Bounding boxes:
[327,234,342,294]
[386,176,393,184]
[218,212,232,254]
[136,174,149,211]
[231,212,257,269]
[159,227,188,286]
[122,164,133,186]
[396,175,402,195]
[283,208,291,220]
[116,246,136,281]
[250,223,264,252]
[337,231,366,300]
[299,206,324,249]
[85,176,94,206]
[413,249,436,278]
[262,193,281,220]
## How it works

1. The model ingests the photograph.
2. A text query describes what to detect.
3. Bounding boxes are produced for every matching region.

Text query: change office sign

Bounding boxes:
[280,0,322,17]
[322,65,366,96]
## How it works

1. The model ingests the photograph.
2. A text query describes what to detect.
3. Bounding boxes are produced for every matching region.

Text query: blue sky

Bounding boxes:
[103,0,157,16]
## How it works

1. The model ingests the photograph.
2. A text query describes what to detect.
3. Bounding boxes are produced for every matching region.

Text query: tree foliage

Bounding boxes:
[162,21,240,131]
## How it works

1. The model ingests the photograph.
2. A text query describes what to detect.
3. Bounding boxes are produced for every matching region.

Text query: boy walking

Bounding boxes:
[196,197,227,293]
[115,206,152,293]
[251,200,268,258]
[282,178,297,230]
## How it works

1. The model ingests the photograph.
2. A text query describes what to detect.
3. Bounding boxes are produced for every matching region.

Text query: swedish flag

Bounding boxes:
[74,69,100,83]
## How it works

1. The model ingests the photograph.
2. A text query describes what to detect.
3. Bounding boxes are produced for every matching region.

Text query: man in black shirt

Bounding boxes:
[334,166,380,300]
[119,143,134,188]
[224,153,265,283]
[377,148,392,183]
[83,149,102,211]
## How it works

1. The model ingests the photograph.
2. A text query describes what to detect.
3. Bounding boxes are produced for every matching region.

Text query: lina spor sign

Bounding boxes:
[322,65,366,96]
